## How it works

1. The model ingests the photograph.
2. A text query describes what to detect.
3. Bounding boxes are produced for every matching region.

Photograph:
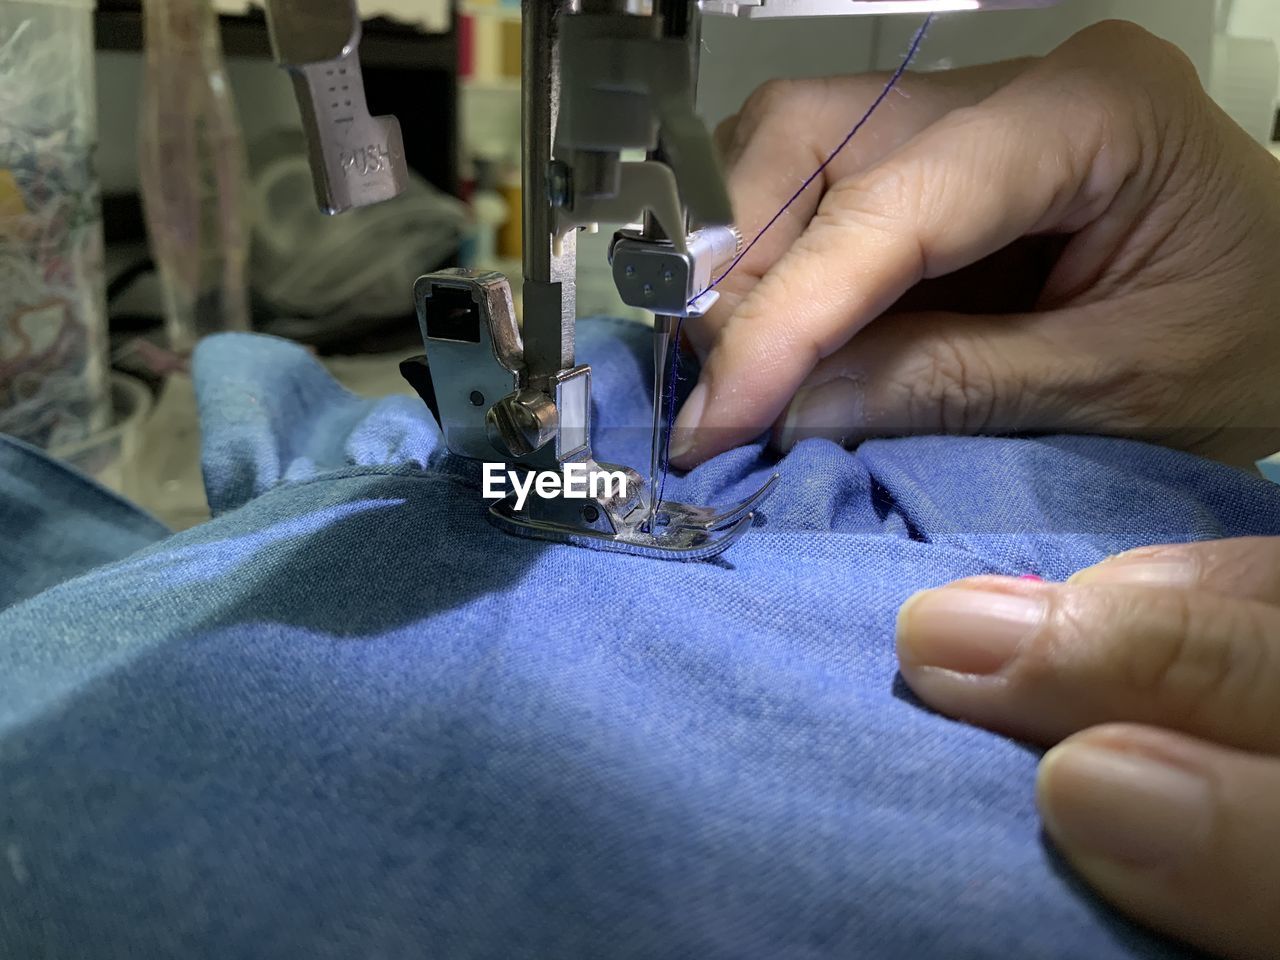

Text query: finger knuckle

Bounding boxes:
[1121,593,1203,699]
[1206,604,1280,743]
[908,338,1005,435]
[1076,19,1161,52]
[1243,629,1280,739]
[714,275,819,372]
[1008,602,1063,684]
[713,114,739,153]
[1073,20,1197,81]
[1118,595,1274,734]
[1199,538,1280,588]
[728,79,811,163]
[741,77,806,122]
[1126,24,1200,88]
[824,163,920,233]
[1065,21,1202,155]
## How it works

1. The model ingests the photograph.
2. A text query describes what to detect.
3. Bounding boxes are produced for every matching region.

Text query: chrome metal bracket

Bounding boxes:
[609,224,741,317]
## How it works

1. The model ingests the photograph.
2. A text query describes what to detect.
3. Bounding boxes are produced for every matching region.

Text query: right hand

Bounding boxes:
[673,21,1280,470]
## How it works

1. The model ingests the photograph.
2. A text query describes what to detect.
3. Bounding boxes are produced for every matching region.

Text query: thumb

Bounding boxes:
[775,309,1098,450]
[1038,724,1280,960]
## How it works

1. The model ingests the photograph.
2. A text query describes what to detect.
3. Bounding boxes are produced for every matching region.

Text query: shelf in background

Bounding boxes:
[458,2,520,21]
[94,3,456,71]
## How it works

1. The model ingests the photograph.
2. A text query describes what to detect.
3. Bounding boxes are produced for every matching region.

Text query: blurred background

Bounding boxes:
[1,0,1276,529]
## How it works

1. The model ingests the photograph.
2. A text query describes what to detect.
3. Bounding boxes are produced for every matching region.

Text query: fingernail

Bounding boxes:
[669,381,709,462]
[896,587,1046,676]
[1038,742,1211,868]
[778,378,864,450]
[1070,552,1198,588]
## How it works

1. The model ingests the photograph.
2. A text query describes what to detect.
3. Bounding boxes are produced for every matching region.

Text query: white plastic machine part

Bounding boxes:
[1212,33,1279,144]
[700,0,1063,17]
[1217,0,1280,144]
[865,0,1274,146]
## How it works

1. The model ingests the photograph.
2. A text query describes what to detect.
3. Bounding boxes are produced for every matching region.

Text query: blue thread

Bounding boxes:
[655,14,936,511]
[655,315,685,512]
[695,14,934,304]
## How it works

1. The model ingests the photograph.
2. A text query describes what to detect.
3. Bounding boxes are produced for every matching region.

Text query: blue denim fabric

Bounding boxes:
[0,436,168,610]
[2,320,1278,959]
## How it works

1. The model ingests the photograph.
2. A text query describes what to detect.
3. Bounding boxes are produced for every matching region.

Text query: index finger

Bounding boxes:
[672,30,1155,466]
[696,62,1031,354]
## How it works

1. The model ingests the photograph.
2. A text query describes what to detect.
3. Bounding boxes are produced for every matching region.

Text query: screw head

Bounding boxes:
[582,504,600,523]
[469,390,485,407]
[547,160,572,208]
[485,389,558,459]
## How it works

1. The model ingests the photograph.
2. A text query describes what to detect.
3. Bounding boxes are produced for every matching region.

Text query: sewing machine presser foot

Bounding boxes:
[402,269,776,562]
[488,466,778,561]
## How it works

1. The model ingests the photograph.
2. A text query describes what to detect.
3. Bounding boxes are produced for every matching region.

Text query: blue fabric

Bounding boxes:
[0,435,168,610]
[2,320,1277,959]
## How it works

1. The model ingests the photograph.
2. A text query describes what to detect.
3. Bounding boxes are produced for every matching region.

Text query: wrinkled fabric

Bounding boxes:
[0,436,168,610]
[2,320,1278,960]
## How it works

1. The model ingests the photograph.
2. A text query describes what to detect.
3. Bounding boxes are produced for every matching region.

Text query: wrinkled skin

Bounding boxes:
[674,22,1280,470]
[686,22,1280,960]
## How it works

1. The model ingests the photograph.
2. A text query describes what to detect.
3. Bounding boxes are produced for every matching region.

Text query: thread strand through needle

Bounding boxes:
[695,14,934,304]
[654,14,936,510]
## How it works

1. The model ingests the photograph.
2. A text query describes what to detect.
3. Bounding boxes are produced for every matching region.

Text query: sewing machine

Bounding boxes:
[262,0,1062,560]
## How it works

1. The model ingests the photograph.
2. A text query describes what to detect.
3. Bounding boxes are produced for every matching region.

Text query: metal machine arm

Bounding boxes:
[265,0,1063,561]
[263,0,409,213]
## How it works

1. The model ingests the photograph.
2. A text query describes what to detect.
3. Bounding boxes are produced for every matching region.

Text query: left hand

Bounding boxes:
[895,537,1280,960]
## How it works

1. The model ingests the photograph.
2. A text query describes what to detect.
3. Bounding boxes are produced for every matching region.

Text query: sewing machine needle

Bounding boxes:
[649,315,677,530]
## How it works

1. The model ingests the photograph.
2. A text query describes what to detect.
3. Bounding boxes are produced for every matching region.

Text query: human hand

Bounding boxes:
[896,538,1280,959]
[672,21,1280,470]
